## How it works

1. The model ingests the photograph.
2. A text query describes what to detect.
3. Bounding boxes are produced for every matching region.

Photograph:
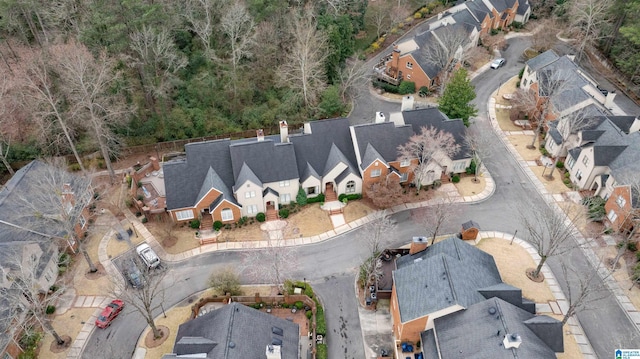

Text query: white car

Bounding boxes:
[136,243,160,269]
[490,58,505,69]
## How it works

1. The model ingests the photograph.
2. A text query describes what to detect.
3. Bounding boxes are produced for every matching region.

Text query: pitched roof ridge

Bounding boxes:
[441,256,458,305]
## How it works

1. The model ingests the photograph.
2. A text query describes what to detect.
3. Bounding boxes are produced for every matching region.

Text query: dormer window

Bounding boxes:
[400,159,411,167]
[616,195,626,208]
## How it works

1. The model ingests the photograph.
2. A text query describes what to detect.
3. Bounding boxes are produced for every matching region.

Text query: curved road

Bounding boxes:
[83,37,640,359]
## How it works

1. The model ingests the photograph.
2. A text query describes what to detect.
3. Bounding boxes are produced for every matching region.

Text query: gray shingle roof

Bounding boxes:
[547,126,563,145]
[263,187,279,197]
[525,50,559,72]
[407,31,441,79]
[289,118,359,183]
[401,108,470,160]
[164,139,235,210]
[451,8,482,30]
[461,220,480,230]
[466,0,492,21]
[351,122,414,168]
[173,302,299,359]
[431,297,562,358]
[229,140,298,184]
[517,0,531,15]
[234,163,262,190]
[393,237,502,322]
[360,143,388,170]
[593,146,626,166]
[323,144,350,176]
[608,116,639,134]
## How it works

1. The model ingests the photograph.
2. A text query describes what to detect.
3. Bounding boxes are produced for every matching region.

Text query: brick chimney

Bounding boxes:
[409,236,428,255]
[390,47,400,76]
[257,129,265,142]
[150,157,160,171]
[279,120,289,143]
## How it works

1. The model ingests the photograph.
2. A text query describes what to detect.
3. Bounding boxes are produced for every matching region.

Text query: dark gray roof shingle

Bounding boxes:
[351,122,414,168]
[229,140,298,184]
[401,108,470,160]
[173,302,299,359]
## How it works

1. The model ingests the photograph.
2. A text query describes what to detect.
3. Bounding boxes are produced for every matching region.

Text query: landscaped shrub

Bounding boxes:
[372,79,400,94]
[213,221,223,231]
[490,28,500,35]
[307,193,325,204]
[398,81,416,95]
[279,208,290,218]
[294,301,304,310]
[46,305,56,314]
[306,310,313,319]
[137,195,144,201]
[418,86,430,97]
[556,161,564,168]
[190,219,200,229]
[296,187,308,206]
[256,212,266,222]
[141,217,148,223]
[465,159,477,175]
[582,196,606,221]
[315,302,327,335]
[452,174,460,183]
[628,241,638,252]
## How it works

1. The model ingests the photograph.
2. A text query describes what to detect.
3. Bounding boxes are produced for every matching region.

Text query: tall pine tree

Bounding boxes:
[438,68,477,127]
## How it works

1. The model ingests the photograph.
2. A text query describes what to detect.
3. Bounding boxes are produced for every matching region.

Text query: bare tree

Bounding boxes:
[50,41,132,183]
[465,125,495,182]
[510,87,540,125]
[0,76,15,174]
[545,109,596,179]
[183,0,217,58]
[357,211,396,289]
[23,51,85,171]
[112,258,168,339]
[559,260,611,325]
[9,158,97,272]
[241,235,298,287]
[397,126,460,192]
[422,26,469,92]
[366,1,392,39]
[568,0,613,61]
[338,58,370,102]
[526,69,571,149]
[412,194,461,245]
[220,1,255,101]
[129,25,188,113]
[530,19,560,53]
[0,248,68,345]
[517,201,587,279]
[366,178,405,209]
[277,8,328,108]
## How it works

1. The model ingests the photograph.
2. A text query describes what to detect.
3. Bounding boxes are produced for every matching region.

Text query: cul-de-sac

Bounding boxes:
[2,0,640,358]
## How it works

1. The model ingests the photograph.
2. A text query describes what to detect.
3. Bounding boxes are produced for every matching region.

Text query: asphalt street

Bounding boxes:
[82,33,640,359]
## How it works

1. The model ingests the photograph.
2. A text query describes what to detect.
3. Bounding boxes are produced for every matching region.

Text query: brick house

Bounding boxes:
[604,185,640,233]
[375,0,530,90]
[389,236,562,358]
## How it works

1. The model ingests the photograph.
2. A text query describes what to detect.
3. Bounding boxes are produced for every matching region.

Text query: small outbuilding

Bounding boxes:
[461,220,480,240]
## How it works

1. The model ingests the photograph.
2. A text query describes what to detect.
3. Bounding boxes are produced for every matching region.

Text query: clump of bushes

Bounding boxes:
[398,81,416,95]
[213,221,223,231]
[452,174,460,183]
[338,193,362,202]
[296,187,308,206]
[190,219,200,229]
[556,161,564,168]
[582,196,606,221]
[307,194,325,204]
[256,212,266,222]
[279,208,290,218]
[46,305,56,314]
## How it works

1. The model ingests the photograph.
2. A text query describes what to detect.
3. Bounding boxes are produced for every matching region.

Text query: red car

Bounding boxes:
[95,299,124,329]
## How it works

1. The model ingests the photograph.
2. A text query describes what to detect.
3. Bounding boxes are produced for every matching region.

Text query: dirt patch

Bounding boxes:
[529,166,571,194]
[144,325,170,348]
[84,263,106,280]
[507,135,541,161]
[48,335,72,353]
[41,308,98,359]
[551,314,584,359]
[283,204,333,238]
[453,175,486,197]
[525,268,545,283]
[145,221,201,253]
[217,221,265,242]
[495,108,522,132]
[476,238,554,302]
[494,77,520,105]
[343,200,375,223]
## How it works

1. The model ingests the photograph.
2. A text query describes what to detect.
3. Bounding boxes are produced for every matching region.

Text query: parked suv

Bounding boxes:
[136,243,160,269]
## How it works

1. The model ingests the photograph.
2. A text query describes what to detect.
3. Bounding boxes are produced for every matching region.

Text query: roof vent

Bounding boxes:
[229,341,236,349]
[503,333,522,349]
[488,307,497,315]
[272,326,283,336]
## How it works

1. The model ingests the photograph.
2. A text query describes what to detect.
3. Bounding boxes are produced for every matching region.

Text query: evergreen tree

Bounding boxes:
[438,68,477,126]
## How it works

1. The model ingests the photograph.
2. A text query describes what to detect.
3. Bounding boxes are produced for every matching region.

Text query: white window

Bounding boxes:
[307,186,316,195]
[582,155,589,166]
[245,191,255,198]
[406,62,413,69]
[616,196,626,208]
[79,215,86,228]
[566,156,575,169]
[280,193,291,203]
[400,159,411,167]
[346,181,356,193]
[407,74,411,80]
[175,209,194,221]
[247,205,258,214]
[607,209,618,223]
[221,208,234,221]
[371,169,382,178]
[279,180,290,187]
[575,169,582,181]
[547,140,554,150]
[400,172,409,182]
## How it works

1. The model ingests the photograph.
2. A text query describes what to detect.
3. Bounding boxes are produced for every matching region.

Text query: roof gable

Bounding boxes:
[401,108,470,160]
[234,163,262,191]
[351,122,414,167]
[230,140,298,184]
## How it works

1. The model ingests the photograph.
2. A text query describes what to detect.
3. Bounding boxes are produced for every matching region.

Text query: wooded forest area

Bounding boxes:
[0,0,639,177]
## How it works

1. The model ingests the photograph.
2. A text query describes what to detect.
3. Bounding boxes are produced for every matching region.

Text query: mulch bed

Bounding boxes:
[526,268,545,283]
[49,335,72,353]
[144,325,169,349]
[84,263,106,280]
